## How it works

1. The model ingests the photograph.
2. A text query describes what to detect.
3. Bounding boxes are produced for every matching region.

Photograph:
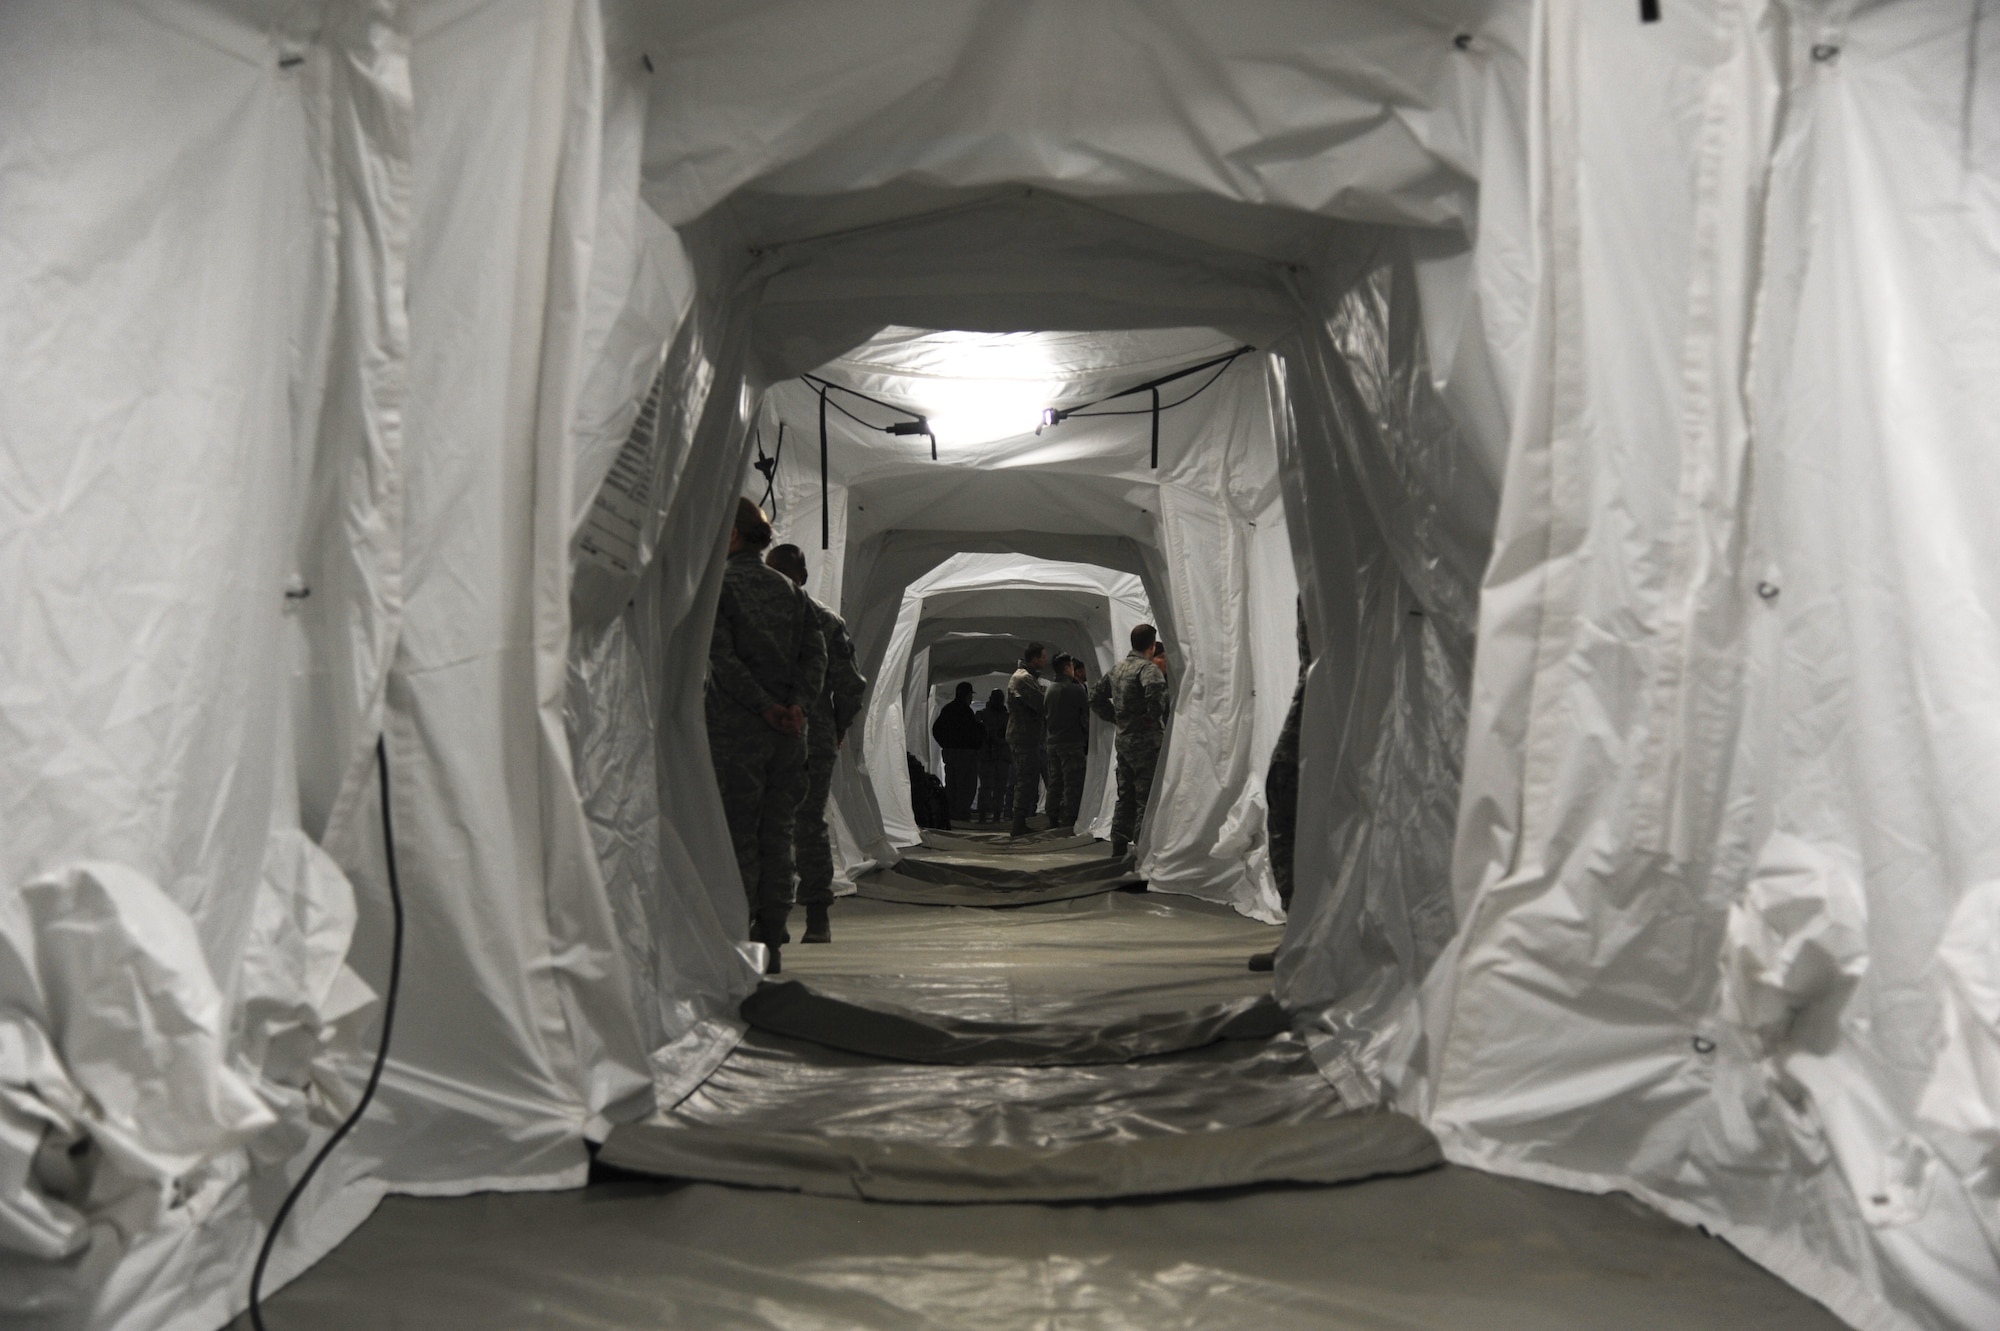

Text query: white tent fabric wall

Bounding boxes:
[1,1,722,1327]
[1403,5,2000,1330]
[0,5,414,1328]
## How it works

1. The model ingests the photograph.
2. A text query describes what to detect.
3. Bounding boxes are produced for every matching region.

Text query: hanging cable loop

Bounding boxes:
[1035,344,1255,469]
[751,421,785,516]
[798,371,935,460]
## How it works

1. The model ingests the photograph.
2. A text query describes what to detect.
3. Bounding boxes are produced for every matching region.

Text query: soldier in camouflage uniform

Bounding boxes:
[705,499,826,974]
[1251,599,1310,973]
[1005,643,1050,836]
[765,543,868,945]
[1043,654,1091,830]
[1089,623,1169,857]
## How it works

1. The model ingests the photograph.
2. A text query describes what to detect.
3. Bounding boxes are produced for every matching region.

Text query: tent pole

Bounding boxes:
[819,388,830,550]
[1150,387,1160,468]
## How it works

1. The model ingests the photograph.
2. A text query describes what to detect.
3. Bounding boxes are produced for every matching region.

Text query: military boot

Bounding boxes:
[1247,948,1277,973]
[1010,813,1030,837]
[802,902,832,944]
[753,909,790,974]
[1110,838,1128,858]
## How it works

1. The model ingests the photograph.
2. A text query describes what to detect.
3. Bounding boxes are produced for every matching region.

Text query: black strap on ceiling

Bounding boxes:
[1150,386,1161,469]
[1640,0,1660,20]
[798,370,937,550]
[1041,344,1255,470]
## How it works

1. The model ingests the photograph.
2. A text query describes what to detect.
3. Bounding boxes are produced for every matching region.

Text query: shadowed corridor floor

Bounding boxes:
[238,831,1844,1330]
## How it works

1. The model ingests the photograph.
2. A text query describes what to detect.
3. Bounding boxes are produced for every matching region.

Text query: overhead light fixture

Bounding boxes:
[885,416,937,459]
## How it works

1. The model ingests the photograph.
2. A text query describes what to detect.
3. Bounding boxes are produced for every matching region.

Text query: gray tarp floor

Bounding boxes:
[239,829,1847,1330]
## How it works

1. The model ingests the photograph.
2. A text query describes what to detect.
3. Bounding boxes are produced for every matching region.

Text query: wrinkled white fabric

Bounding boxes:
[1,866,274,1245]
[1720,834,1870,1051]
[1422,4,2000,1329]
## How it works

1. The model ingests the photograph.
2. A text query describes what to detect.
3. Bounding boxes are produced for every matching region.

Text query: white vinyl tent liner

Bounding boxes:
[3,4,1999,1331]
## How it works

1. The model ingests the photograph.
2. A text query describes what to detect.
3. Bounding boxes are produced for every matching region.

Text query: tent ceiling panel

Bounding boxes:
[725,192,1335,383]
[920,622,1093,671]
[925,631,1075,682]
[636,3,1486,232]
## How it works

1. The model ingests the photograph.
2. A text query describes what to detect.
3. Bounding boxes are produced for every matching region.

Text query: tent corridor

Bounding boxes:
[11,5,2000,1329]
[235,833,1844,1330]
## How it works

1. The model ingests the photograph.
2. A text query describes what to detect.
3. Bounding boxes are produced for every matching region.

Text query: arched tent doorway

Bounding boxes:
[570,183,1486,1086]
[867,553,1153,852]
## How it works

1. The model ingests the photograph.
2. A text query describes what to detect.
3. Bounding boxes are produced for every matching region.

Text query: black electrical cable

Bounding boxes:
[797,371,919,422]
[812,384,921,438]
[1041,345,1253,470]
[248,734,405,1331]
[1054,347,1253,420]
[798,371,936,458]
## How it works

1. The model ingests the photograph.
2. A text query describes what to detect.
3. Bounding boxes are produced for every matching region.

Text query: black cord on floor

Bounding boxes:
[248,734,406,1330]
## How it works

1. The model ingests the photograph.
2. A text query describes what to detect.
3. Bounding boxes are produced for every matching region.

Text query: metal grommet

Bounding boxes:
[1756,581,1780,601]
[1811,43,1840,63]
[1453,33,1474,51]
[1691,1035,1717,1055]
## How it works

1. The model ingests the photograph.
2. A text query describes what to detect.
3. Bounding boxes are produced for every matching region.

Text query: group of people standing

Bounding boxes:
[929,624,1171,856]
[930,645,1096,831]
[704,498,867,973]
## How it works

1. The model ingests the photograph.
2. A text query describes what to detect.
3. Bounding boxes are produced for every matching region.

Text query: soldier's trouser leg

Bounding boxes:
[1264,756,1299,908]
[707,704,781,918]
[752,730,809,925]
[1049,742,1088,827]
[977,761,1007,819]
[1111,732,1162,847]
[943,751,980,820]
[793,736,839,907]
[1042,749,1066,827]
[1010,743,1042,820]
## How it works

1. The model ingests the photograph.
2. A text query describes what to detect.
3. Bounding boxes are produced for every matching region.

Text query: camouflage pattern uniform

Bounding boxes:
[1005,661,1048,822]
[1090,649,1168,847]
[1043,672,1090,829]
[794,595,867,907]
[705,549,826,930]
[1266,602,1310,906]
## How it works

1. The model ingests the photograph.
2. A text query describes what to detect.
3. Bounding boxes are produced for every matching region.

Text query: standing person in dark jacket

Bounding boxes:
[931,681,986,823]
[976,690,1010,823]
[1043,654,1091,831]
[706,499,826,974]
[1006,643,1049,835]
[765,543,868,945]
